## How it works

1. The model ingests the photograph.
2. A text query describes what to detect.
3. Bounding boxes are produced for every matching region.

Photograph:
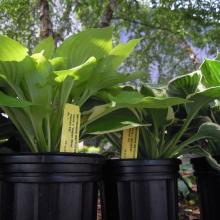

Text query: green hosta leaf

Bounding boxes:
[210,106,220,124]
[196,123,220,156]
[23,55,52,109]
[86,108,145,134]
[81,103,113,130]
[33,36,55,59]
[110,91,190,108]
[0,47,52,152]
[110,91,145,105]
[85,104,110,123]
[186,87,220,116]
[84,91,187,135]
[173,122,220,157]
[0,91,32,107]
[0,56,35,87]
[148,107,175,130]
[168,71,202,98]
[0,35,28,61]
[197,122,220,139]
[56,27,112,68]
[92,72,145,92]
[21,55,53,151]
[49,57,65,71]
[31,53,52,78]
[71,71,145,106]
[140,84,155,97]
[54,57,96,83]
[188,116,212,134]
[22,72,52,151]
[82,91,154,129]
[95,86,136,103]
[95,87,124,102]
[98,39,141,71]
[200,59,220,87]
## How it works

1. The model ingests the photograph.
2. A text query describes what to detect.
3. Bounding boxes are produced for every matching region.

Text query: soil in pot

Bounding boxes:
[0,153,104,220]
[192,156,220,220]
[102,159,180,220]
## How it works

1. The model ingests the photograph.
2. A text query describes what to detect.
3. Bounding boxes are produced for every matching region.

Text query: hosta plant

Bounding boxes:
[89,77,220,160]
[167,55,220,166]
[0,27,149,153]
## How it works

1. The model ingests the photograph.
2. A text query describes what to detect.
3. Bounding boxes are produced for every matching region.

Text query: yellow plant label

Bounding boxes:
[60,104,81,153]
[121,127,139,159]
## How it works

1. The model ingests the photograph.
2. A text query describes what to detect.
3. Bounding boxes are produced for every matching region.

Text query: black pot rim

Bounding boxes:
[0,152,102,156]
[191,155,220,163]
[0,153,104,164]
[107,158,181,167]
[104,158,180,182]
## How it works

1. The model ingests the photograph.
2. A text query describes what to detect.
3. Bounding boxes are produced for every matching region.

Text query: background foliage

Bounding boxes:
[0,0,220,84]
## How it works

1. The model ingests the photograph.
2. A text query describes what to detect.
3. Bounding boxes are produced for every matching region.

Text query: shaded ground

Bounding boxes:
[179,159,200,220]
[97,199,200,220]
[179,201,200,220]
[97,200,102,220]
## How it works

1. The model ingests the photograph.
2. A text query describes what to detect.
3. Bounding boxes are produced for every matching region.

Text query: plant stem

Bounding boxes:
[158,126,166,154]
[81,106,117,130]
[140,127,151,158]
[169,134,207,157]
[162,112,196,157]
[46,115,51,151]
[77,89,91,107]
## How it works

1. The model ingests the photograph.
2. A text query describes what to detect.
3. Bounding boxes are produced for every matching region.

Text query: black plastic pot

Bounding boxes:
[102,159,180,220]
[0,153,104,220]
[192,156,220,220]
[0,163,3,220]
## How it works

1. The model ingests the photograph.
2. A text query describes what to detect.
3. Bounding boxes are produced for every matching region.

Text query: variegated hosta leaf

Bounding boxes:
[200,59,220,87]
[168,71,202,98]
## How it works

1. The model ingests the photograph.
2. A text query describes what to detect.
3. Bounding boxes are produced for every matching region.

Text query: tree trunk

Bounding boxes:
[181,37,200,69]
[39,0,53,38]
[100,0,116,27]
